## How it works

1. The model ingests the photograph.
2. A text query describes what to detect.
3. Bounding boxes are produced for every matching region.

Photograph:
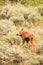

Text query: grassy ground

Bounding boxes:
[0,0,5,8]
[0,0,43,6]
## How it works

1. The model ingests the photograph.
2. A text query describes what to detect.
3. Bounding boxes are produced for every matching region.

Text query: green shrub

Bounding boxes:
[38,7,43,16]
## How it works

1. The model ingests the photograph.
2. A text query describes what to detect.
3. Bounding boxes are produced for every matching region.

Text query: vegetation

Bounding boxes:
[0,0,43,65]
[0,0,43,6]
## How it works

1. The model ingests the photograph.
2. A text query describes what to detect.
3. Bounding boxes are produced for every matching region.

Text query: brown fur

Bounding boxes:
[17,29,36,54]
